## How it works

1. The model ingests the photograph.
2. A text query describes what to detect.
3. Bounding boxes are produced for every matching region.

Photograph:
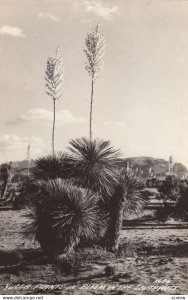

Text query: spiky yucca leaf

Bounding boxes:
[66,137,121,198]
[32,152,71,180]
[24,179,108,256]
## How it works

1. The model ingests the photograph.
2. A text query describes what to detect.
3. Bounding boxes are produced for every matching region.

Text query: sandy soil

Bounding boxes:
[0,209,187,295]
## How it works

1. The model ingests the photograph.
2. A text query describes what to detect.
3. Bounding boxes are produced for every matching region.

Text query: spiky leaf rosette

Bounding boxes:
[66,137,121,198]
[24,179,108,257]
[32,152,72,180]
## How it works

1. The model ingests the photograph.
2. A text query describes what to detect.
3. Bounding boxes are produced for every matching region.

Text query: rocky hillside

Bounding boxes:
[122,157,187,178]
[11,159,35,170]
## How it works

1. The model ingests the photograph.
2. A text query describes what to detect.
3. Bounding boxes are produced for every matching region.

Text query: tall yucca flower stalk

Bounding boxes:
[84,25,105,141]
[45,48,64,155]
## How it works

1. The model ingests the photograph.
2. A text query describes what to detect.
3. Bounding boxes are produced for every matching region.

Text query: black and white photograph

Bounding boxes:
[0,0,188,296]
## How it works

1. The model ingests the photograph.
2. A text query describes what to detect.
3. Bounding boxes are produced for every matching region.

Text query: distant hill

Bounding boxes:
[11,159,35,171]
[122,156,187,179]
[2,156,188,179]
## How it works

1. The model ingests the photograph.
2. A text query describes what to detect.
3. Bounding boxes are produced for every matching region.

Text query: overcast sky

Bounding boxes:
[0,0,188,167]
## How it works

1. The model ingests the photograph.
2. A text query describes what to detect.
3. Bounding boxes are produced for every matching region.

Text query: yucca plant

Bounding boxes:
[106,169,146,251]
[24,178,108,259]
[32,152,71,180]
[66,137,121,198]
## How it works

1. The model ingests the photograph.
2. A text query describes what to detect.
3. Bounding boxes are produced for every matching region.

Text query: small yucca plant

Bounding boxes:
[24,179,108,258]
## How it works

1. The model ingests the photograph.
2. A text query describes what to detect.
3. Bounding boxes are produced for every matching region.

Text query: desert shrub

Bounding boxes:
[155,180,188,221]
[75,246,115,264]
[155,192,162,200]
[155,206,175,222]
[158,175,180,201]
[11,173,28,183]
[13,178,39,209]
[57,246,115,274]
[56,252,83,275]
[176,181,188,220]
[118,241,137,257]
[104,265,116,276]
[146,178,159,188]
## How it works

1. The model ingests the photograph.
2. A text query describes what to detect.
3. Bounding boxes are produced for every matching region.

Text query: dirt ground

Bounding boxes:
[0,209,187,295]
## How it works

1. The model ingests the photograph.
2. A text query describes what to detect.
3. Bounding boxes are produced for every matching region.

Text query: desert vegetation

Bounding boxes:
[22,137,145,260]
